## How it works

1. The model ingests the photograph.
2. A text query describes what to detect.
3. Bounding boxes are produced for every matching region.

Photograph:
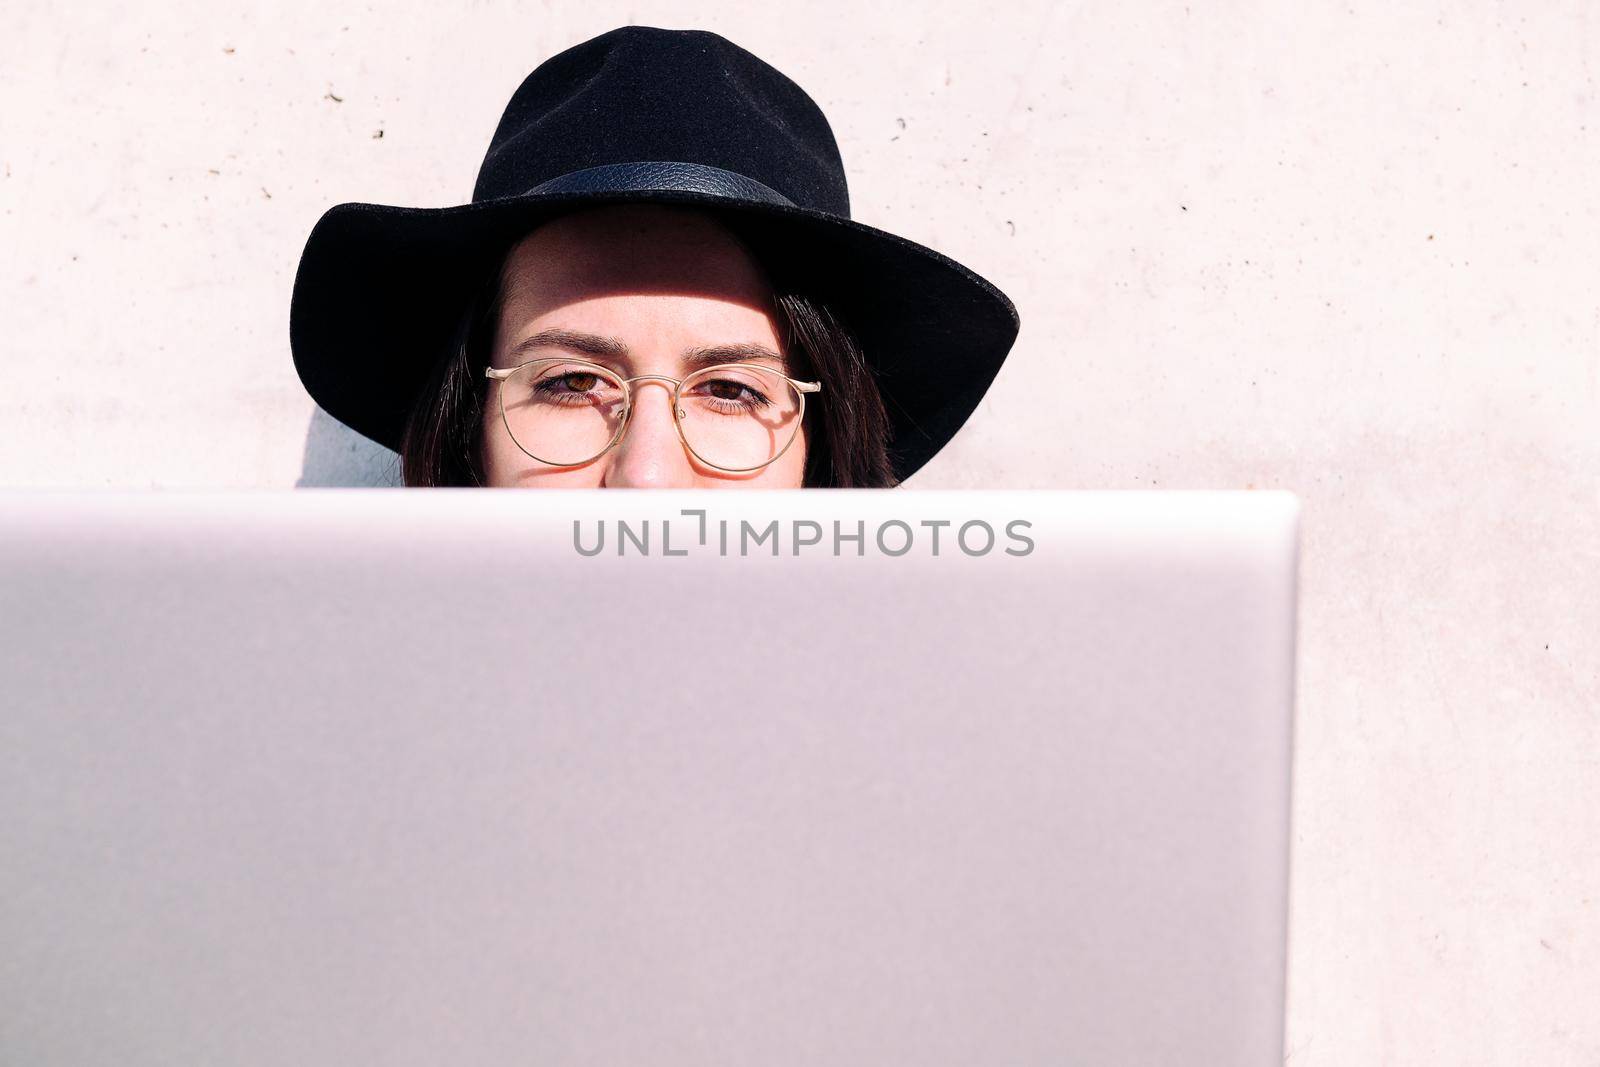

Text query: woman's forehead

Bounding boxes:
[494,205,783,365]
[500,292,781,354]
[498,205,774,312]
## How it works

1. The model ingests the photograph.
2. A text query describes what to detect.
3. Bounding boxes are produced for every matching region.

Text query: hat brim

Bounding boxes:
[289,188,1019,483]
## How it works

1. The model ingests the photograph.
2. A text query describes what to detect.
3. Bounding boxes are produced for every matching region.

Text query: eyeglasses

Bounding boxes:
[485,358,821,473]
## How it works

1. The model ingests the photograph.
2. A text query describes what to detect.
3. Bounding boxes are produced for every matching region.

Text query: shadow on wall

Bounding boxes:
[297,408,403,487]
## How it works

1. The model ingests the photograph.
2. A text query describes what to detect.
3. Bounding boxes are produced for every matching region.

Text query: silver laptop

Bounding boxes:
[0,489,1298,1065]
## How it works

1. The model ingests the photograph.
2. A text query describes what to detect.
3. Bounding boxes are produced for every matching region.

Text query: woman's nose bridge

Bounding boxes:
[624,373,681,389]
[622,374,683,421]
[606,374,690,483]
[617,376,683,449]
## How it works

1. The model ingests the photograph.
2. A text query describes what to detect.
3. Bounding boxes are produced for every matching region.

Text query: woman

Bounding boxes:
[290,26,1018,488]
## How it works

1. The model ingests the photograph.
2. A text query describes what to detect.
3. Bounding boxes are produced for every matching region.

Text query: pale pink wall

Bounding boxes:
[2,2,1597,1062]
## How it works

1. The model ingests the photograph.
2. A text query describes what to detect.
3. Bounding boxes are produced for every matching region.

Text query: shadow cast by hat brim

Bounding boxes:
[289,189,1019,483]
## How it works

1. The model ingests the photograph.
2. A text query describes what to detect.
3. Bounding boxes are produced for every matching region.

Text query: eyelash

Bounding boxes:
[527,370,776,414]
[530,373,614,407]
[690,379,773,413]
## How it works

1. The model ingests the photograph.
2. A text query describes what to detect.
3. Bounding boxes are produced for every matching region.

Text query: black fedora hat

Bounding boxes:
[290,25,1019,483]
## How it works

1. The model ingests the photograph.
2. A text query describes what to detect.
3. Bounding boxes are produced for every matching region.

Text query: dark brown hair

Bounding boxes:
[399,214,895,488]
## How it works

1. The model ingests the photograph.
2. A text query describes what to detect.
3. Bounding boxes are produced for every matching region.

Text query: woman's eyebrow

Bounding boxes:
[681,343,787,372]
[508,328,629,361]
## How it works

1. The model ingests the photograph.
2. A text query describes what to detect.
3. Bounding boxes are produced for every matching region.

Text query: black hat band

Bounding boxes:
[527,161,795,208]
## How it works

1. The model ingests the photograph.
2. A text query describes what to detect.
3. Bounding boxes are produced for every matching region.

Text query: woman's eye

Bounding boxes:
[536,371,602,394]
[696,378,769,406]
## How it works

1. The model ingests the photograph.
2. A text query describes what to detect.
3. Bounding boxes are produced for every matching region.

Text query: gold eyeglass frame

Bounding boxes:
[485,357,822,473]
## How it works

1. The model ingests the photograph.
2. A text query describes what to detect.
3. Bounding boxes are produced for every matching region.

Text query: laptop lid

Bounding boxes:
[0,489,1298,1065]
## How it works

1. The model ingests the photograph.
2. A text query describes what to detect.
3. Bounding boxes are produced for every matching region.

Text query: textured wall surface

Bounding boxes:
[3,1,1597,1062]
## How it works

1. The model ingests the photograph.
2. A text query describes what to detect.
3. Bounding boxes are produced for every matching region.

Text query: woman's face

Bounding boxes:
[481,205,807,488]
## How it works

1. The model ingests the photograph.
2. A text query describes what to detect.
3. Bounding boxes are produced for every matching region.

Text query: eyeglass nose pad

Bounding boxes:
[676,408,686,420]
